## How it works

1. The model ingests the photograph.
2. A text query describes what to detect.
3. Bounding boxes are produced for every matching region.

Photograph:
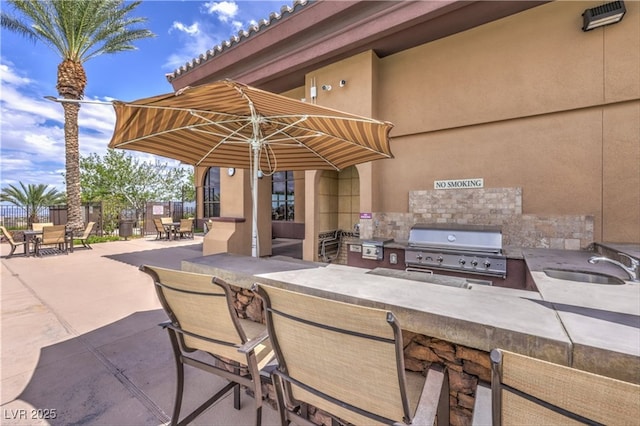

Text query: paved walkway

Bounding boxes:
[1,236,279,425]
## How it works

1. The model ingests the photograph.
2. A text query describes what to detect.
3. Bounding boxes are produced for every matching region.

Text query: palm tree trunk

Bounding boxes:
[57,59,87,233]
[63,102,83,233]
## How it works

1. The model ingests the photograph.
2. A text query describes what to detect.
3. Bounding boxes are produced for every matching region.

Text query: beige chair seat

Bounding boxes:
[32,222,53,232]
[472,348,640,425]
[177,218,193,239]
[140,265,275,426]
[78,222,96,249]
[153,218,168,240]
[35,225,68,257]
[1,226,27,257]
[254,283,449,426]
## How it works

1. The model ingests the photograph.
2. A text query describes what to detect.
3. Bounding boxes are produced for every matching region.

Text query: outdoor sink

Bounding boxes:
[543,268,625,285]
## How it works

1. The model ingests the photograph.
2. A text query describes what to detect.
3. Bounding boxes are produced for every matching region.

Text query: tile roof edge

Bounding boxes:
[166,0,310,83]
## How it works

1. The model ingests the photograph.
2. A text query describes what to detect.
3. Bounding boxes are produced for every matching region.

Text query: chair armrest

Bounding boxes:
[237,329,269,354]
[158,320,173,329]
[412,365,449,426]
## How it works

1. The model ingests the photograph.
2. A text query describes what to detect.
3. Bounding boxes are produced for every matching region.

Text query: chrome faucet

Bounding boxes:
[588,253,639,282]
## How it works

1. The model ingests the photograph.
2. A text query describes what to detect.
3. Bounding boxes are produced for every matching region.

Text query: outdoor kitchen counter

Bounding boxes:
[183,253,572,368]
[524,248,640,383]
[183,252,639,382]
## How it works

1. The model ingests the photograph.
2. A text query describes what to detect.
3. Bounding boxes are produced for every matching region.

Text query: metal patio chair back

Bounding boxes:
[0,225,27,257]
[178,218,194,239]
[472,348,640,425]
[32,222,53,232]
[78,222,96,249]
[153,218,167,240]
[254,283,449,426]
[35,225,68,256]
[140,265,275,426]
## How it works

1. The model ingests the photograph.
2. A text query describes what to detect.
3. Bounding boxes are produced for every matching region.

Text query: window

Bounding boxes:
[203,167,220,218]
[272,171,294,221]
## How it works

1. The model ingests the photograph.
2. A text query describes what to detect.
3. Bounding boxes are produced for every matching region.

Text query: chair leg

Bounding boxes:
[234,365,241,410]
[272,373,290,426]
[167,331,184,426]
[171,361,184,426]
[234,383,241,410]
[255,406,262,426]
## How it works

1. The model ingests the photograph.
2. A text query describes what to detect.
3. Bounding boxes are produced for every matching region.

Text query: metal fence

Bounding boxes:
[1,202,195,238]
[1,205,54,229]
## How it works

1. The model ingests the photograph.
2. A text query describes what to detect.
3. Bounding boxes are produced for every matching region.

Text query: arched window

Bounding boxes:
[203,167,220,218]
[272,171,294,221]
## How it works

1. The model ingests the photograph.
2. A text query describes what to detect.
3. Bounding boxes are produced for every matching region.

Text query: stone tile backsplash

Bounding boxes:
[361,188,593,249]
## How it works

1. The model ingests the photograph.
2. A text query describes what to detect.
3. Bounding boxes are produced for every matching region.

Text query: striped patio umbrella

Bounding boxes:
[108,79,394,256]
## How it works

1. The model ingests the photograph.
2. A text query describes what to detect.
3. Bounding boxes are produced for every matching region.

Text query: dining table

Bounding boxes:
[162,222,181,241]
[23,228,75,257]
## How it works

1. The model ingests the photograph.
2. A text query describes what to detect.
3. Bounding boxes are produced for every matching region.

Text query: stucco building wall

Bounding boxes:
[303,1,639,244]
[190,0,638,258]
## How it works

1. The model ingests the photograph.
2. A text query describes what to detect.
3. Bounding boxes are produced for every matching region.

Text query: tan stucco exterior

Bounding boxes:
[303,1,639,246]
[192,1,639,258]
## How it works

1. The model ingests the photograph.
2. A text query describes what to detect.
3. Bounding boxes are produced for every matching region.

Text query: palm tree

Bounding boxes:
[1,0,154,232]
[1,183,66,229]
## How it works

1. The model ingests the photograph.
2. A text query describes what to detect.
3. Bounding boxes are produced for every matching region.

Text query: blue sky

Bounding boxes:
[0,0,291,191]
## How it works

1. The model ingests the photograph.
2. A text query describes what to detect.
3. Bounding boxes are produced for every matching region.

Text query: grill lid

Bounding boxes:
[408,223,502,253]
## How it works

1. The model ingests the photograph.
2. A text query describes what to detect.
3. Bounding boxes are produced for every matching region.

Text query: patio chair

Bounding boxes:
[160,217,173,225]
[472,348,640,425]
[77,221,96,249]
[32,222,53,232]
[153,218,168,240]
[254,283,450,426]
[178,218,194,239]
[204,219,214,235]
[140,265,275,426]
[0,225,27,257]
[34,225,68,257]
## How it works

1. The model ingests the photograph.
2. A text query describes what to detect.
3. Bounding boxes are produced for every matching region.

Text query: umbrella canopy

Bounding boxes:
[108,79,394,256]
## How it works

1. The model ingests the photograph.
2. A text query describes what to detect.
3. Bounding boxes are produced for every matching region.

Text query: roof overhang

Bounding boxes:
[168,0,549,93]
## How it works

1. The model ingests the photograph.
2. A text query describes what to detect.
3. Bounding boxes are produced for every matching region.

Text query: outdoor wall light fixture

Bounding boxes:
[582,1,626,31]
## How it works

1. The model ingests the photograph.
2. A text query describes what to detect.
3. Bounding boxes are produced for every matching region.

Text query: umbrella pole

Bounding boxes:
[251,139,259,258]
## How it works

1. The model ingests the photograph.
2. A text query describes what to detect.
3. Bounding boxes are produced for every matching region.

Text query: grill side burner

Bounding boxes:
[405,224,507,278]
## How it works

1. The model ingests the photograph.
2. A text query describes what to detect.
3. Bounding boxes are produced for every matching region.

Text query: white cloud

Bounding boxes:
[170,21,200,36]
[203,1,239,22]
[0,61,147,191]
[0,63,32,86]
[231,20,243,32]
[163,31,217,71]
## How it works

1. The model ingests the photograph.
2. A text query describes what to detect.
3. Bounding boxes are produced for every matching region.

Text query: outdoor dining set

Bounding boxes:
[153,217,194,241]
[0,221,95,258]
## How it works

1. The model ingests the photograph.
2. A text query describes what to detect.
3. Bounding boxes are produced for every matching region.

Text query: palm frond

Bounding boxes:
[1,0,155,62]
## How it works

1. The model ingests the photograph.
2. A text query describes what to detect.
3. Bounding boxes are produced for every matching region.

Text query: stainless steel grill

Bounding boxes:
[405,223,507,278]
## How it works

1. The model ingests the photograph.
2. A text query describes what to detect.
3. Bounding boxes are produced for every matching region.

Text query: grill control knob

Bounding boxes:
[416,254,423,261]
[471,259,478,267]
[483,260,491,268]
[458,258,466,266]
[437,256,444,263]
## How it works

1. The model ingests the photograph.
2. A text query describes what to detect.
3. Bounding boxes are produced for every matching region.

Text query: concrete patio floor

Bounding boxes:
[1,236,280,425]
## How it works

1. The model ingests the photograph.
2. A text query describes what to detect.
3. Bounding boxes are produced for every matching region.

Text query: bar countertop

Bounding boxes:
[183,251,640,383]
